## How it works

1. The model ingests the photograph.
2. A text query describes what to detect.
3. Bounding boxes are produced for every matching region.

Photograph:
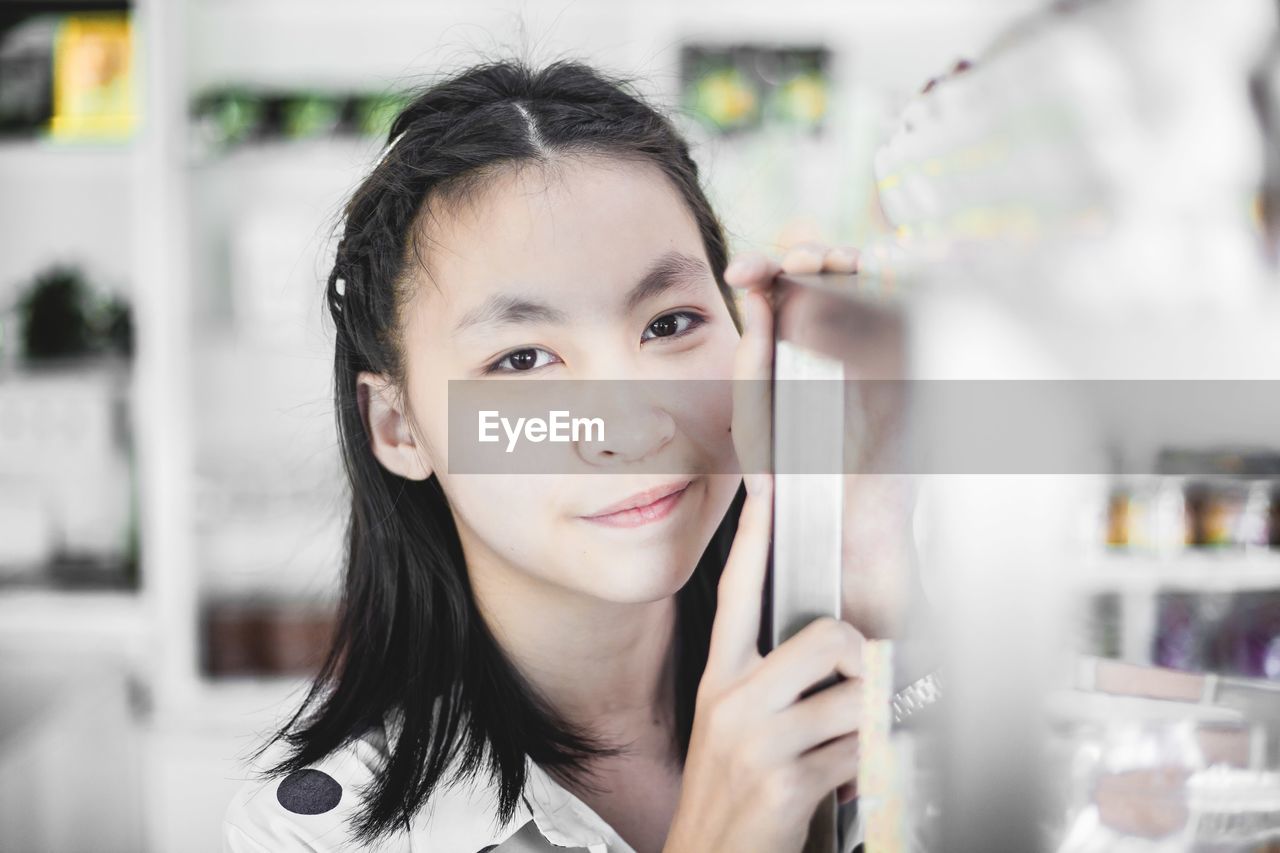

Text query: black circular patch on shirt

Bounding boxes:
[276,768,342,815]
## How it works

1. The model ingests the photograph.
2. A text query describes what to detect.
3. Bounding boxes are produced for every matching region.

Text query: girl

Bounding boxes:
[223,58,865,853]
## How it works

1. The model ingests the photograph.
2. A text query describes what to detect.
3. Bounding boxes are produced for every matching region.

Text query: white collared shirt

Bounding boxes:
[223,717,863,852]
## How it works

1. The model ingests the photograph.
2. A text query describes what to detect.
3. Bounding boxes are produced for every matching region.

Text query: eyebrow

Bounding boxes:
[453,250,711,334]
[623,250,711,312]
[453,295,568,333]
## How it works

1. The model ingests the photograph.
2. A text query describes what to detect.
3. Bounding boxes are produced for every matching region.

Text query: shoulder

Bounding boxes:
[222,720,532,852]
[223,724,407,853]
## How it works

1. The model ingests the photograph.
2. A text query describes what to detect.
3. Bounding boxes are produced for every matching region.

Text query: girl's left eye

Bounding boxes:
[642,311,706,342]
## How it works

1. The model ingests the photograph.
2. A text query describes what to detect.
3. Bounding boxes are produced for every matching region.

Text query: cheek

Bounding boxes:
[407,369,477,477]
[677,383,737,468]
[656,317,740,457]
[666,302,740,380]
[441,475,561,558]
[701,314,743,378]
[397,367,451,470]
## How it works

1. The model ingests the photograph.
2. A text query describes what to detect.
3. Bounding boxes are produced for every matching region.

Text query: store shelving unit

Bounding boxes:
[1074,553,1280,594]
[866,1,1280,842]
[0,588,145,649]
[1074,553,1280,666]
[0,5,141,659]
[0,137,131,173]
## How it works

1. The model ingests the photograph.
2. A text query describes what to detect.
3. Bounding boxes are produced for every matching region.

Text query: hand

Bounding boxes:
[721,242,865,820]
[723,243,860,484]
[724,242,860,300]
[665,386,866,853]
[725,242,918,643]
[663,482,866,852]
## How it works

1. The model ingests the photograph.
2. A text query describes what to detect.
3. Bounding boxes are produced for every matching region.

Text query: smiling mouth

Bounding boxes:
[580,479,693,528]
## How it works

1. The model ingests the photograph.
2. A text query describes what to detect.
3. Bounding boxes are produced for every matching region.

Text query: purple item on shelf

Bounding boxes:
[1266,637,1280,679]
[1222,593,1280,680]
[1154,594,1202,671]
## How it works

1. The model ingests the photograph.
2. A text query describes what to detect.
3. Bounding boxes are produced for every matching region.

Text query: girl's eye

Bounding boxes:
[486,347,559,374]
[642,311,705,342]
[484,312,705,373]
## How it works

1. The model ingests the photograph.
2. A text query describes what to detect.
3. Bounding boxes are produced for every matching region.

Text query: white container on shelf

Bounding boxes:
[0,361,133,580]
[228,207,320,347]
[0,489,55,580]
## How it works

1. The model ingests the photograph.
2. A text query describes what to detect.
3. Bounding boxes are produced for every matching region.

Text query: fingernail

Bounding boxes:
[831,247,860,272]
[784,246,824,275]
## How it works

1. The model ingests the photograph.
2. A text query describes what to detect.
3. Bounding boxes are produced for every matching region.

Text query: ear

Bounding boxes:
[356,371,433,481]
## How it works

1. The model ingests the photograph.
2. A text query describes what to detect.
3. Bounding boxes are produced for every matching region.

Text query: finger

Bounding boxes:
[822,245,860,273]
[752,617,865,708]
[733,290,773,378]
[731,291,773,484]
[756,676,863,759]
[725,251,783,291]
[798,731,860,811]
[706,473,773,680]
[780,242,827,274]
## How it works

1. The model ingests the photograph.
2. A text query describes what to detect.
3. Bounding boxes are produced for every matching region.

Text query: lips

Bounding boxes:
[586,479,696,517]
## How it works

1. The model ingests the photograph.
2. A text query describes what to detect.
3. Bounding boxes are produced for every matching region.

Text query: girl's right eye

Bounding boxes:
[485,347,560,374]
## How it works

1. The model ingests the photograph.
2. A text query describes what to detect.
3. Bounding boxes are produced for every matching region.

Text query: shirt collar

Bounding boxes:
[522,755,636,853]
[382,709,636,852]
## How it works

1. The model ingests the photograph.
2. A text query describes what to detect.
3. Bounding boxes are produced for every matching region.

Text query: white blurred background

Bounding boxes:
[4,0,1280,850]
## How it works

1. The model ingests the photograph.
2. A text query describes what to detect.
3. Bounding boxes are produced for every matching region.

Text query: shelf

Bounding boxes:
[1047,689,1246,726]
[151,674,312,731]
[188,135,383,174]
[0,588,146,649]
[1071,553,1280,593]
[0,138,133,180]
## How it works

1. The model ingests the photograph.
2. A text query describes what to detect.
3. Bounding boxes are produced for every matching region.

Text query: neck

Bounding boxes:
[467,546,680,763]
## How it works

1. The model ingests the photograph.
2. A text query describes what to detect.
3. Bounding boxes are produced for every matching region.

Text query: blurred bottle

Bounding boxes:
[1184,480,1251,549]
[1248,19,1280,265]
[1102,476,1188,555]
[191,88,265,150]
[1181,479,1280,550]
[280,92,344,141]
[1154,593,1207,671]
[1104,483,1136,549]
[1215,592,1280,680]
[1269,481,1280,548]
[351,91,410,139]
[1154,592,1240,673]
[1240,480,1273,550]
[0,15,56,135]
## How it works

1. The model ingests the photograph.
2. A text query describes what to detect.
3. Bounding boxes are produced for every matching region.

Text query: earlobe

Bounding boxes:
[356,371,433,481]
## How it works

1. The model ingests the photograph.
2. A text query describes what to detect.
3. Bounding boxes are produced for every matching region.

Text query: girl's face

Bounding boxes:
[364,155,743,605]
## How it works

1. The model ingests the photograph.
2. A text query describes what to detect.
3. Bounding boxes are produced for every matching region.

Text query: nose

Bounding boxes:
[575,386,676,467]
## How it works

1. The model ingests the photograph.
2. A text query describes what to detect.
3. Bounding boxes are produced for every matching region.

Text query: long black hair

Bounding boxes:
[259,57,748,842]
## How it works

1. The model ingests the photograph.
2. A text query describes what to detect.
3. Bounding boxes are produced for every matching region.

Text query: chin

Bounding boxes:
[585,549,700,604]
[566,477,735,603]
